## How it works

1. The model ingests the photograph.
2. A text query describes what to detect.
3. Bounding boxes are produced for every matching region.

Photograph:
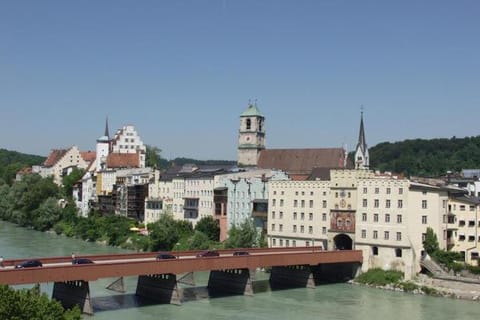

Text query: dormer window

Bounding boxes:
[246,118,251,130]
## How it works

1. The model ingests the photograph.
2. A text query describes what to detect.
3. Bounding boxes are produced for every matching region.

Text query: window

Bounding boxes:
[309,226,313,234]
[279,224,283,232]
[374,214,379,222]
[293,212,297,220]
[309,213,313,220]
[460,205,466,211]
[322,227,326,234]
[362,213,367,221]
[386,188,391,194]
[459,235,466,241]
[422,215,427,224]
[306,241,310,247]
[363,187,368,194]
[322,213,327,221]
[398,200,403,208]
[301,200,305,208]
[293,225,297,233]
[470,205,475,212]
[301,212,305,220]
[395,248,402,257]
[292,240,296,247]
[468,220,475,227]
[374,199,379,208]
[396,232,402,241]
[422,200,427,209]
[272,199,276,207]
[246,118,251,130]
[375,187,379,194]
[422,233,427,242]
[335,192,339,198]
[384,231,390,240]
[322,200,327,208]
[310,191,314,196]
[372,246,378,255]
[469,235,475,242]
[385,214,390,223]
[279,239,283,246]
[295,191,299,196]
[386,200,391,208]
[309,200,314,208]
[271,224,275,231]
[294,200,298,207]
[459,220,465,227]
[373,230,378,239]
[300,225,305,233]
[397,215,402,223]
[279,211,283,219]
[399,188,403,195]
[280,199,284,207]
[361,229,366,238]
[286,240,290,247]
[363,199,368,207]
[272,238,276,246]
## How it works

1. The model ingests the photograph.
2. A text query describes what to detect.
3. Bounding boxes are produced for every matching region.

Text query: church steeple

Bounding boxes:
[237,101,266,167]
[355,108,369,169]
[104,117,110,138]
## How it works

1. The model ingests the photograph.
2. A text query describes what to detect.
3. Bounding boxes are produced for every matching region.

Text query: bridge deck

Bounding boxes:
[0,248,362,285]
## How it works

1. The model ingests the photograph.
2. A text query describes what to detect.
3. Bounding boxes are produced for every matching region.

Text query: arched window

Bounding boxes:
[246,118,251,130]
[372,246,378,256]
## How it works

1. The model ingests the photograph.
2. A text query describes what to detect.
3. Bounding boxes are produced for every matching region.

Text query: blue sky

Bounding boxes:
[1,1,479,160]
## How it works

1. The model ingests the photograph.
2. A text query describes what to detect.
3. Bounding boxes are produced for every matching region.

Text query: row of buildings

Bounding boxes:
[24,104,480,279]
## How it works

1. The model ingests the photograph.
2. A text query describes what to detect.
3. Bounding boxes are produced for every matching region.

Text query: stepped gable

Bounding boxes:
[44,149,68,167]
[106,153,140,169]
[257,148,349,180]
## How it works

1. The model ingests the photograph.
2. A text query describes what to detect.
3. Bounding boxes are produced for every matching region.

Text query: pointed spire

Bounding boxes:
[104,117,110,138]
[357,106,367,152]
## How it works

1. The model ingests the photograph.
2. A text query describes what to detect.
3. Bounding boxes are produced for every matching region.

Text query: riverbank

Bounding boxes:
[352,273,480,302]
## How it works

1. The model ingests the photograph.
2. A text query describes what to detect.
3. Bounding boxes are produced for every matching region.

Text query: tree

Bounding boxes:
[224,219,258,249]
[148,214,181,251]
[0,285,81,320]
[32,197,63,231]
[145,145,162,168]
[188,231,211,250]
[195,216,220,241]
[423,227,439,255]
[62,168,85,198]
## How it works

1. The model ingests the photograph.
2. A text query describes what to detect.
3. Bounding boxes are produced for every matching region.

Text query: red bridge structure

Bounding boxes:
[0,247,362,315]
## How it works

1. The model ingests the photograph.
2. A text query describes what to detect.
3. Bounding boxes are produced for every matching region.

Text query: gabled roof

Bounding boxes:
[44,149,68,167]
[241,103,264,117]
[106,153,140,169]
[257,148,349,177]
[80,151,96,163]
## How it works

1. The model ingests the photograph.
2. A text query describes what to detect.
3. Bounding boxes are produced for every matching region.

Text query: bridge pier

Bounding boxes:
[270,265,316,289]
[136,274,182,305]
[208,269,255,296]
[52,280,93,315]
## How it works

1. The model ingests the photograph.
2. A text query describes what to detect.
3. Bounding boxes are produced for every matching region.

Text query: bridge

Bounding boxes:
[0,247,362,315]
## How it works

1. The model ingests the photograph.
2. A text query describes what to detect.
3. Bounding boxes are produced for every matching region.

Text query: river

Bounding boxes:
[1,221,478,320]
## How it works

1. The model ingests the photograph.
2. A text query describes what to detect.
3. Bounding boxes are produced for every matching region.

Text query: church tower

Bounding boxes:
[237,102,265,167]
[96,117,111,171]
[355,110,369,169]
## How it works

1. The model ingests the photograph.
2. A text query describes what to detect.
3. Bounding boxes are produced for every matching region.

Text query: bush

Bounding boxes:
[398,281,418,292]
[466,265,480,275]
[355,268,404,286]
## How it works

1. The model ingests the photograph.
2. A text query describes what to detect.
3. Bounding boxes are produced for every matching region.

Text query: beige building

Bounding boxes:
[267,169,451,280]
[38,146,91,185]
[449,195,480,265]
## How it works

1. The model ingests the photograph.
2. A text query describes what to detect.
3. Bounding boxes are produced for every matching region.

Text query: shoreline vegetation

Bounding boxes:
[352,269,480,302]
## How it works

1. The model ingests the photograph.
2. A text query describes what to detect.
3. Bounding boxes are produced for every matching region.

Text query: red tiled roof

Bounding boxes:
[80,151,96,162]
[106,153,140,168]
[16,167,32,175]
[44,149,68,167]
[257,148,349,175]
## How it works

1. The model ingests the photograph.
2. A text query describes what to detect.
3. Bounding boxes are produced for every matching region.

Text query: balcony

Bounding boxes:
[252,199,268,218]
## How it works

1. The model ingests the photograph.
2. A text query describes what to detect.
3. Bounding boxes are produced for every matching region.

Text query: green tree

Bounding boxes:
[148,214,182,251]
[188,230,211,250]
[0,285,81,320]
[62,168,85,198]
[423,227,439,255]
[32,197,64,231]
[224,219,258,249]
[145,145,162,168]
[195,216,220,241]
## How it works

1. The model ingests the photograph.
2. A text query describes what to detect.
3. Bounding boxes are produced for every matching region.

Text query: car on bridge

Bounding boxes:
[233,251,249,256]
[15,260,43,269]
[72,258,94,265]
[156,253,177,260]
[196,250,219,258]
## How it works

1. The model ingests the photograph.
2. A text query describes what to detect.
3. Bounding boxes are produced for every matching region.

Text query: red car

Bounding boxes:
[196,250,219,257]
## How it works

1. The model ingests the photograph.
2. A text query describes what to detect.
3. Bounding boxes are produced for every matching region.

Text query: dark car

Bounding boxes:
[156,252,177,260]
[196,250,220,258]
[233,251,249,256]
[72,258,94,265]
[15,260,42,269]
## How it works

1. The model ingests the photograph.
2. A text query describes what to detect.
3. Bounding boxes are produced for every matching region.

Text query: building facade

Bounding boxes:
[237,103,266,167]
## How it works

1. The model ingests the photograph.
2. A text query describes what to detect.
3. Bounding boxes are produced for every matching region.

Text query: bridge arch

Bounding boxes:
[333,234,353,250]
